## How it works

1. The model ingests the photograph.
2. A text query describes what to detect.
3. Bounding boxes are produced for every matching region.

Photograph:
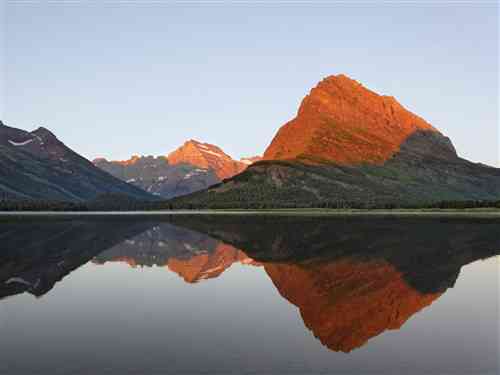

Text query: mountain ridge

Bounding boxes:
[94,140,260,199]
[0,121,154,201]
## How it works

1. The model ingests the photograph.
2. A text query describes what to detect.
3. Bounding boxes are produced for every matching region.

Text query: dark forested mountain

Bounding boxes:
[169,75,500,208]
[94,141,260,199]
[0,121,153,201]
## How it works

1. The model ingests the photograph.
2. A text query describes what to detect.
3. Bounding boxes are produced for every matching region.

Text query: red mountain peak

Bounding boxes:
[168,140,246,179]
[264,74,439,165]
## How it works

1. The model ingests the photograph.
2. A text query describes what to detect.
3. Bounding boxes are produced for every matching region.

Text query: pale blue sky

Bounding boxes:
[1,1,498,165]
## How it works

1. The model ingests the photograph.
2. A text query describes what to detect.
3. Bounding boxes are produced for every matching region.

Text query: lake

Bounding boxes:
[0,214,498,375]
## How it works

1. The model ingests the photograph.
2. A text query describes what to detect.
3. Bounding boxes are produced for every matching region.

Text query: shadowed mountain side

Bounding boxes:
[94,156,219,199]
[0,219,154,299]
[0,122,154,201]
[164,215,500,294]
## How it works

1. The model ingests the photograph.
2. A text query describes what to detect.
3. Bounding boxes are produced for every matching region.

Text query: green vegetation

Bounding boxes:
[0,193,158,211]
[1,195,500,212]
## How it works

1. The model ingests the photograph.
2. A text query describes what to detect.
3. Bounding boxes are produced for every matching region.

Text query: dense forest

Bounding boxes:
[0,193,158,212]
[1,193,499,211]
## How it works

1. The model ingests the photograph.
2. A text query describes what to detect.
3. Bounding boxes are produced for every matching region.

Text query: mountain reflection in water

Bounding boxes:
[0,215,498,354]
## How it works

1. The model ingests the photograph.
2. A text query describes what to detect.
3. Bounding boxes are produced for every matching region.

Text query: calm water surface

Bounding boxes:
[0,215,498,375]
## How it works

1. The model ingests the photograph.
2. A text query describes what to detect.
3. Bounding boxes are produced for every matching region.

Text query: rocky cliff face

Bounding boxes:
[264,74,455,164]
[0,121,153,201]
[168,140,247,180]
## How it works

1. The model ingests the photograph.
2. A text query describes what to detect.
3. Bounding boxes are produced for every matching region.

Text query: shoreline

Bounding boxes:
[1,208,500,217]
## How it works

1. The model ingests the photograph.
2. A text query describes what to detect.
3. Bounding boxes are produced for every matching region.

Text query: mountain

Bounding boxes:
[168,139,247,179]
[263,74,447,164]
[95,140,259,199]
[0,121,153,201]
[93,155,219,199]
[169,75,500,208]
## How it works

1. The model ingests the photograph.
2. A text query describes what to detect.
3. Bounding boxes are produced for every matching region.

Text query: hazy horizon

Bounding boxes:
[1,1,498,166]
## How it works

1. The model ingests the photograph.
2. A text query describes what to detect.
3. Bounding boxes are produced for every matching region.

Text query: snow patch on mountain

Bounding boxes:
[5,277,32,286]
[9,139,34,146]
[201,149,224,158]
